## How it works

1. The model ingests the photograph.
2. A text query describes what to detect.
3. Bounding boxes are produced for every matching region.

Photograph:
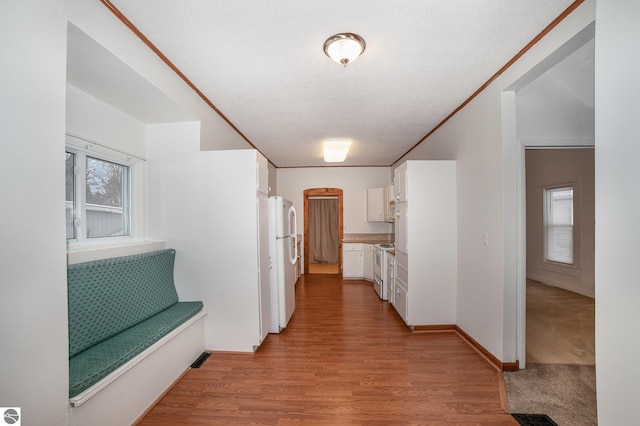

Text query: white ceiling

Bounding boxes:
[71,0,579,167]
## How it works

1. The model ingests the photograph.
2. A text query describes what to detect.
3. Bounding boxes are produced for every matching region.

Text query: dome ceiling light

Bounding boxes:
[323,33,366,67]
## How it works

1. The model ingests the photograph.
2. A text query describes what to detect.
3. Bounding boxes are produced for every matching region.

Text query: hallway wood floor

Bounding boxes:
[139,275,516,425]
[307,263,340,274]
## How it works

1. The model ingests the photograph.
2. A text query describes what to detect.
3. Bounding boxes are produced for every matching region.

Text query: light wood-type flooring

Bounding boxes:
[307,263,340,274]
[139,275,517,425]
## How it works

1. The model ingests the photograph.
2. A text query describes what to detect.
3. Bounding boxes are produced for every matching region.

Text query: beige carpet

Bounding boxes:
[504,363,597,426]
[504,280,597,425]
[526,280,595,365]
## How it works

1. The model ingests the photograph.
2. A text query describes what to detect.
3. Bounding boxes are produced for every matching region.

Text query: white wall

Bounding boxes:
[66,0,251,154]
[66,84,146,158]
[594,0,640,424]
[395,1,596,361]
[0,0,258,422]
[146,125,268,351]
[276,167,393,236]
[66,84,151,247]
[517,74,594,144]
[516,40,595,146]
[0,1,69,425]
[525,149,595,298]
[145,122,202,246]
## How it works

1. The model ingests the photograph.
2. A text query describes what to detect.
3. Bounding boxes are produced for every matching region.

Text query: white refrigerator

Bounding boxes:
[268,196,298,333]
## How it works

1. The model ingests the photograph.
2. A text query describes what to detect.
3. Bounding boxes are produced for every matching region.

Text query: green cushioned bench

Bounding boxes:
[67,249,204,399]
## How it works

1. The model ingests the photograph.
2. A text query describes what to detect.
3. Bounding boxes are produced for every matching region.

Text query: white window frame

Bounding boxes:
[543,185,575,266]
[66,135,138,247]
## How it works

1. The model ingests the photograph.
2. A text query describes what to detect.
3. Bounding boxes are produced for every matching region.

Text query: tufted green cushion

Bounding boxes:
[69,301,203,397]
[67,249,180,358]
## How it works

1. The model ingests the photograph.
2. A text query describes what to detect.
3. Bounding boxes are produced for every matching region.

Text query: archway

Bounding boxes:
[303,188,344,275]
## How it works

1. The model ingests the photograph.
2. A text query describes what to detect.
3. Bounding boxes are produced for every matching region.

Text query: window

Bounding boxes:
[66,152,76,239]
[544,186,574,264]
[66,145,132,242]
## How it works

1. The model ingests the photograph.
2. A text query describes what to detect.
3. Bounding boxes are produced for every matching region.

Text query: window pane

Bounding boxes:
[85,156,129,238]
[66,152,75,239]
[545,187,573,264]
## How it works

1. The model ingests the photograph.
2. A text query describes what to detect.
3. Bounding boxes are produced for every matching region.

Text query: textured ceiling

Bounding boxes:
[98,0,576,167]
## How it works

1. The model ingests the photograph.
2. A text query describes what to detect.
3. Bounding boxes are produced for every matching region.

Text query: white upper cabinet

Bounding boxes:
[367,187,385,221]
[385,183,395,222]
[368,185,395,222]
[394,162,408,202]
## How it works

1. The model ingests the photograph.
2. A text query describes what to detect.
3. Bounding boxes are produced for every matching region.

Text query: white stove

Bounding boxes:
[373,243,394,300]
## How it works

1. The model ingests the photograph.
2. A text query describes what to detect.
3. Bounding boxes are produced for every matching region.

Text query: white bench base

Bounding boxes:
[69,310,207,426]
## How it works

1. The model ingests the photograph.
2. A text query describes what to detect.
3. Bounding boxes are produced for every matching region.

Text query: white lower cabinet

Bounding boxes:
[343,243,364,279]
[386,252,395,304]
[392,250,408,322]
[394,282,408,324]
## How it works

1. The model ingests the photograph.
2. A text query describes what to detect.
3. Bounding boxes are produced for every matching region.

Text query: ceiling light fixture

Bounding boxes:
[323,33,366,67]
[324,139,352,162]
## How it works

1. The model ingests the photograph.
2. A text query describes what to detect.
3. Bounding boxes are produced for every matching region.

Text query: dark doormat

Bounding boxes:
[511,413,558,426]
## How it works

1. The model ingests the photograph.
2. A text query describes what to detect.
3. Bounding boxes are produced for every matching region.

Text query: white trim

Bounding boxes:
[543,185,576,265]
[66,133,146,163]
[70,309,207,407]
[66,136,136,244]
[521,137,594,148]
[517,138,527,370]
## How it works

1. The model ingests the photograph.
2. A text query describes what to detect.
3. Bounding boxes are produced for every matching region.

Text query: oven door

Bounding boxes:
[373,248,383,278]
[373,274,383,299]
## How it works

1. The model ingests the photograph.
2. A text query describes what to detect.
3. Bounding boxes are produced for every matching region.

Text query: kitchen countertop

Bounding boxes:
[342,233,394,245]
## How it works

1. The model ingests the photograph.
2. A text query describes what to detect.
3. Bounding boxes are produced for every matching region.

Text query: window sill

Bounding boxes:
[67,239,166,264]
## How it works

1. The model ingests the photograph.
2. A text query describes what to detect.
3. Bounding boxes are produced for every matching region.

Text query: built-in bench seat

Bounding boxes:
[67,248,206,425]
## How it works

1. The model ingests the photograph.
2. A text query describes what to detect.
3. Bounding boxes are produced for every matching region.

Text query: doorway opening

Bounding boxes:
[303,188,343,275]
[502,21,595,369]
[524,148,595,365]
[501,22,596,425]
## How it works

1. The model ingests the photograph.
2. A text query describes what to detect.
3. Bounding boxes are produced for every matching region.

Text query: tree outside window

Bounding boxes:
[66,148,131,241]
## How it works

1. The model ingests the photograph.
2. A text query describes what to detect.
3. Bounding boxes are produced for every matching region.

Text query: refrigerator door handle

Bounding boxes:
[288,236,297,265]
[288,205,298,265]
[288,205,297,236]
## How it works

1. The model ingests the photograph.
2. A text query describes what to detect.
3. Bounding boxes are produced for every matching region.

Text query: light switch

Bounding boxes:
[482,233,489,245]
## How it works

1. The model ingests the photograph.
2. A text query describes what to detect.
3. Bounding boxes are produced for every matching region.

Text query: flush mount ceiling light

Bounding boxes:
[324,139,352,162]
[323,33,366,67]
